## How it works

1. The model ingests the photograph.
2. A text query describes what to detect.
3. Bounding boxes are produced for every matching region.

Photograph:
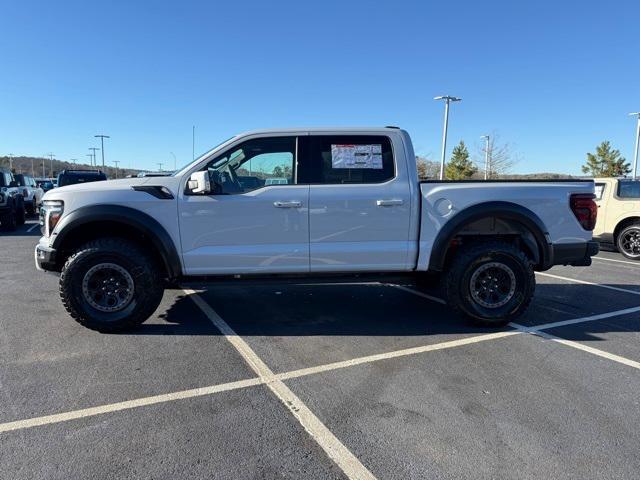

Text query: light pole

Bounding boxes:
[94,134,110,169]
[42,159,46,178]
[89,148,100,168]
[157,162,163,172]
[630,112,640,181]
[8,154,13,171]
[434,95,462,180]
[480,135,490,180]
[86,154,93,167]
[48,153,55,177]
[113,160,120,179]
[70,158,77,165]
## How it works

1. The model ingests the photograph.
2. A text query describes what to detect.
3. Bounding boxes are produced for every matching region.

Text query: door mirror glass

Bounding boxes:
[188,171,211,194]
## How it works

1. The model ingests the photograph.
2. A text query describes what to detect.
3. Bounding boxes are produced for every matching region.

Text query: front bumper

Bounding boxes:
[551,240,599,267]
[34,242,58,272]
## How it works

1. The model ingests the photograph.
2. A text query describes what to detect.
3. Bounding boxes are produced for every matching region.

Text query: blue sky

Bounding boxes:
[1,0,639,175]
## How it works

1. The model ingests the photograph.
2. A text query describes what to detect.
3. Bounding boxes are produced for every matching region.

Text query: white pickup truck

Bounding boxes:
[36,127,599,332]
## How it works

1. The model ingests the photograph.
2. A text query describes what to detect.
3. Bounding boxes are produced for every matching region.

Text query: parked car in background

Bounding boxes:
[0,168,26,231]
[593,177,640,259]
[36,127,598,332]
[57,170,107,188]
[36,179,55,192]
[14,174,44,216]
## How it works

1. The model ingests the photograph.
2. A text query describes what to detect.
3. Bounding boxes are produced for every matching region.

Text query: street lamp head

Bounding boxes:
[629,112,640,117]
[480,135,489,140]
[434,95,461,102]
[94,134,110,138]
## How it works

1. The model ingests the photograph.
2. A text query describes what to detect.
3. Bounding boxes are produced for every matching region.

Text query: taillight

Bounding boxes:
[570,193,597,231]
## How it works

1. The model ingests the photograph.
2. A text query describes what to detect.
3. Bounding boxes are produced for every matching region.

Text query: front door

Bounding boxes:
[299,134,413,272]
[178,136,309,275]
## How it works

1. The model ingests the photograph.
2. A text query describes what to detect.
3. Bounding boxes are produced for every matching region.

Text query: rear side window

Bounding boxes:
[299,135,395,184]
[618,181,640,198]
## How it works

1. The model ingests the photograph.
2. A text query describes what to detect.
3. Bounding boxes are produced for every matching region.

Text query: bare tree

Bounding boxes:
[416,155,440,179]
[475,133,520,178]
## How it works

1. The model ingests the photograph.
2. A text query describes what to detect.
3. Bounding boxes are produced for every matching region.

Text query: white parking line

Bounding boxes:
[511,323,640,371]
[26,223,39,232]
[536,271,640,297]
[184,289,378,480]
[593,256,640,267]
[527,305,640,332]
[0,326,518,437]
[0,378,261,434]
[277,330,520,381]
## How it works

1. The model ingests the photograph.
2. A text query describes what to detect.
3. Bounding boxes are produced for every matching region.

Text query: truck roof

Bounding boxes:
[236,126,404,137]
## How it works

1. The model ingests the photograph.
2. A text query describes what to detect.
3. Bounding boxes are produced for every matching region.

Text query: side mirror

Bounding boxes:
[187,171,211,194]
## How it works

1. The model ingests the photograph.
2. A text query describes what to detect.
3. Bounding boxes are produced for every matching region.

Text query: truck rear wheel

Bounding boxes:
[60,238,165,332]
[15,199,25,226]
[445,241,535,327]
[616,224,640,260]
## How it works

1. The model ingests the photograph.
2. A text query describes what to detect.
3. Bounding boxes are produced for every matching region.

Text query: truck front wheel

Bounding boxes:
[59,238,165,332]
[445,241,535,327]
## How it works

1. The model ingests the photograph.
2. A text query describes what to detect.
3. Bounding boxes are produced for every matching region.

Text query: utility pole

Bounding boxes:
[48,153,55,177]
[113,160,120,179]
[31,158,35,176]
[630,112,640,181]
[70,158,78,165]
[89,148,100,168]
[42,159,46,178]
[157,162,163,172]
[480,135,490,180]
[86,154,93,167]
[8,154,13,172]
[192,126,195,160]
[94,134,110,169]
[434,95,462,180]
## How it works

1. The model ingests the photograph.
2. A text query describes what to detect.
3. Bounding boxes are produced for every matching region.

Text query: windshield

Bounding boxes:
[172,136,236,176]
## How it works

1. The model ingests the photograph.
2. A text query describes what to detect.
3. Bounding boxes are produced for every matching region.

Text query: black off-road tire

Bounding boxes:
[0,208,17,231]
[15,199,25,226]
[60,238,165,332]
[616,224,640,261]
[25,200,35,216]
[444,241,535,327]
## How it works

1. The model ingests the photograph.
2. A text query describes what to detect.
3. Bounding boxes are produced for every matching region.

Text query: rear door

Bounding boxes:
[299,134,413,272]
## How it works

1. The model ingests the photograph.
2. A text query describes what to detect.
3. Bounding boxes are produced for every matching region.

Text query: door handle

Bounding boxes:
[273,200,302,208]
[376,199,404,207]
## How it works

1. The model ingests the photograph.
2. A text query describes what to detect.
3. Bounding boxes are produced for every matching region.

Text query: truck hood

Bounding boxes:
[43,176,180,201]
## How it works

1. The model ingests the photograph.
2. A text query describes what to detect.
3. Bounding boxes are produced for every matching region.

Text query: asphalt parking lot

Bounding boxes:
[2,219,640,479]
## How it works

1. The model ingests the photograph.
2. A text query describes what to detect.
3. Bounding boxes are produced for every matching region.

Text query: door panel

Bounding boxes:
[302,135,412,272]
[178,135,309,275]
[179,186,309,274]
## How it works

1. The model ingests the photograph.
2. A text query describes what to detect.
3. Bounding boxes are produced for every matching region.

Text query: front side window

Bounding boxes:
[299,135,394,184]
[618,181,640,199]
[594,183,605,200]
[204,136,296,194]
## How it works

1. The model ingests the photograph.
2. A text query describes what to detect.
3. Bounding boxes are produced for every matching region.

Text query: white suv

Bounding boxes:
[14,174,44,216]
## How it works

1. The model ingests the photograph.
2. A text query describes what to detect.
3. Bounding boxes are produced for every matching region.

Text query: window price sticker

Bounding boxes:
[331,144,383,169]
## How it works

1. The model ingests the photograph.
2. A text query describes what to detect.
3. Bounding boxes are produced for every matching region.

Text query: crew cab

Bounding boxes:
[593,177,640,259]
[0,168,26,231]
[35,128,599,332]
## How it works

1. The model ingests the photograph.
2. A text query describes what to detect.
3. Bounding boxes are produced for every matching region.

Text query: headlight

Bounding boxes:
[40,200,64,237]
